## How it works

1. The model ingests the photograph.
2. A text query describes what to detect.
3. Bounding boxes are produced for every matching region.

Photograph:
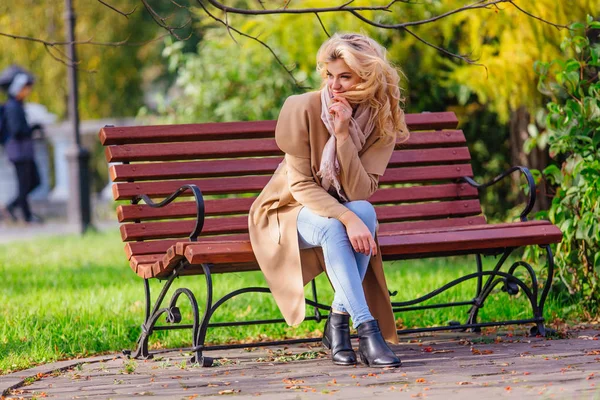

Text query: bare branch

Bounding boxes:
[0,32,70,46]
[507,1,569,30]
[140,0,193,41]
[347,0,510,29]
[84,33,171,47]
[197,2,310,90]
[224,10,239,45]
[204,0,404,15]
[0,31,171,48]
[314,13,331,38]
[97,0,137,18]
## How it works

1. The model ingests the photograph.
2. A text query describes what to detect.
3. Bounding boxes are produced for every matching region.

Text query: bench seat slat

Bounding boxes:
[119,200,482,241]
[135,218,545,278]
[112,164,474,200]
[123,216,487,260]
[117,183,478,222]
[100,112,459,146]
[125,233,250,259]
[179,222,561,266]
[110,147,472,182]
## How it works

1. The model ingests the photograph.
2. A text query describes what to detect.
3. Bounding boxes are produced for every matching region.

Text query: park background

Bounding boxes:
[0,0,598,374]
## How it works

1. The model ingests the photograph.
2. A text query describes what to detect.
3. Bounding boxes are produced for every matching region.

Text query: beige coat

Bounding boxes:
[248,91,398,343]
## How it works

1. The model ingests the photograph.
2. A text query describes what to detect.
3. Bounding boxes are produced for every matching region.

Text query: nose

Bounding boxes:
[331,77,342,90]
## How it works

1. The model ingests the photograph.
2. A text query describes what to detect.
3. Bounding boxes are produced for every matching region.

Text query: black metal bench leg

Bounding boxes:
[129,272,180,359]
[465,250,513,331]
[465,254,485,332]
[528,245,555,337]
[190,264,214,367]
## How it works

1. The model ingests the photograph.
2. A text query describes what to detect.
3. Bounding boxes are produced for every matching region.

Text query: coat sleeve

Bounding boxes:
[4,99,31,140]
[336,134,395,200]
[275,95,349,219]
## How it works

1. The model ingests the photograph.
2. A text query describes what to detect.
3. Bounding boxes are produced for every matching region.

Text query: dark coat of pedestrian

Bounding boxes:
[2,72,41,223]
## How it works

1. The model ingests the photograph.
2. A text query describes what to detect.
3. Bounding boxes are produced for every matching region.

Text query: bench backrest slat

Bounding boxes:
[112,164,474,200]
[117,183,478,222]
[101,111,483,257]
[109,147,471,182]
[100,112,458,146]
[105,130,466,163]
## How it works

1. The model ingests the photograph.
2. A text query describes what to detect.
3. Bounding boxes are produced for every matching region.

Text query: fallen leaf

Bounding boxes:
[218,389,241,395]
[415,378,426,383]
[432,350,454,354]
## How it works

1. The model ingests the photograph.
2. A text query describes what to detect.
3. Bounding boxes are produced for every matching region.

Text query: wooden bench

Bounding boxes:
[100,111,562,366]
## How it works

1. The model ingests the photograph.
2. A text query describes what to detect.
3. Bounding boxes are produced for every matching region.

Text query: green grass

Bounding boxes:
[0,230,582,374]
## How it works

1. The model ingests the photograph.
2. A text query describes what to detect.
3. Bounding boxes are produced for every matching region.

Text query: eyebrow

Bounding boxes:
[326,70,353,76]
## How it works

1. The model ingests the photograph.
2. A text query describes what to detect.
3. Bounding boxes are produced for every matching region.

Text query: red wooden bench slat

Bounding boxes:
[130,254,163,270]
[117,183,478,222]
[378,224,563,256]
[124,233,251,259]
[105,131,466,163]
[106,138,279,162]
[110,157,282,182]
[119,200,482,241]
[109,147,471,182]
[378,220,552,236]
[100,112,459,146]
[113,176,271,200]
[379,216,487,233]
[112,164,474,200]
[179,222,561,265]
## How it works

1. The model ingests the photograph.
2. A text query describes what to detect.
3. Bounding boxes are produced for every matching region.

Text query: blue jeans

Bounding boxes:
[297,200,377,328]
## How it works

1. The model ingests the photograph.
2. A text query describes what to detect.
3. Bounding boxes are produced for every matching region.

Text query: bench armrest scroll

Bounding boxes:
[460,166,536,222]
[134,184,205,241]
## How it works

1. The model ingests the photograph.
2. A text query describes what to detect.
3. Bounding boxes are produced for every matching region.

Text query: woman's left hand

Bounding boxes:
[328,95,352,140]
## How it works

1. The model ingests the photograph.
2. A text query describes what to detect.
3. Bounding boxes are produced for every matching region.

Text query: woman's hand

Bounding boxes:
[328,95,353,141]
[339,211,377,256]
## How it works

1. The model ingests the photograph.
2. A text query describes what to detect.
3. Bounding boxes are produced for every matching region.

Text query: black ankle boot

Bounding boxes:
[322,313,357,365]
[357,320,401,368]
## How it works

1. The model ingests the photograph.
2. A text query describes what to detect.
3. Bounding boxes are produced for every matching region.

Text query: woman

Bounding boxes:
[2,73,41,224]
[248,33,409,367]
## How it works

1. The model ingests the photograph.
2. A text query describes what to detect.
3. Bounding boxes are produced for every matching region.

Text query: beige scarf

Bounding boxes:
[319,86,375,201]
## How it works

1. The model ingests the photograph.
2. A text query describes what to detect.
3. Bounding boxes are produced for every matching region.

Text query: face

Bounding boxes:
[326,58,361,96]
[17,85,32,101]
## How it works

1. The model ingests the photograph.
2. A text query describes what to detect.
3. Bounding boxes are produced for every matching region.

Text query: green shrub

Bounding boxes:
[527,17,600,311]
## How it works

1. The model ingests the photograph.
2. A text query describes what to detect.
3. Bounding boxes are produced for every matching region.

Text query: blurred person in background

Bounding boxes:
[1,73,43,225]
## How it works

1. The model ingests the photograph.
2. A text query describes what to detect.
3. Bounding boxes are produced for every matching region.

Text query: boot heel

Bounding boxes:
[322,335,331,350]
[357,350,369,366]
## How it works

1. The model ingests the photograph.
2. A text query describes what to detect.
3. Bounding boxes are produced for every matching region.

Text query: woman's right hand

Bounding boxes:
[339,211,377,256]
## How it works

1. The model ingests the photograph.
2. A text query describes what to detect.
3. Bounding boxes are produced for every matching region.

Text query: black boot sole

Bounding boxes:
[357,350,402,368]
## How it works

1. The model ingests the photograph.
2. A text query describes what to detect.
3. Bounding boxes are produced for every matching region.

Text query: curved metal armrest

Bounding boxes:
[460,166,536,222]
[134,184,205,241]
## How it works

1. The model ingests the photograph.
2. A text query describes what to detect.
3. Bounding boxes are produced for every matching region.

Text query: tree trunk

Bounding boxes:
[509,106,550,214]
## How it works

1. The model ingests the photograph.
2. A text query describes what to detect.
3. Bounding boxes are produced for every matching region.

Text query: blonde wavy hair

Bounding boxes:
[316,33,409,142]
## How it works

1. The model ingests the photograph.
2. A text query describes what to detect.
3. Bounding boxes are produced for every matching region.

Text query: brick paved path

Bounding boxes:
[2,328,599,399]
